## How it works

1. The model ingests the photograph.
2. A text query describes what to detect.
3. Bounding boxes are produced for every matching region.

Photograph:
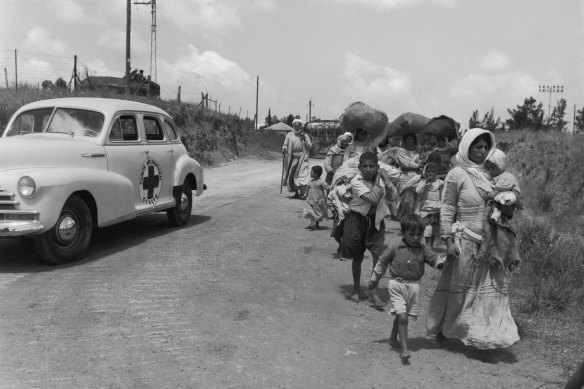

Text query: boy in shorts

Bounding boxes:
[368,214,445,364]
[342,152,397,303]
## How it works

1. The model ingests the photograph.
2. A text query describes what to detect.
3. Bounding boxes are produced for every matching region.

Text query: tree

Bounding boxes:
[265,108,272,126]
[55,77,67,90]
[469,110,480,128]
[506,97,545,130]
[481,107,502,132]
[548,98,568,131]
[575,107,584,132]
[285,114,294,126]
[41,80,54,89]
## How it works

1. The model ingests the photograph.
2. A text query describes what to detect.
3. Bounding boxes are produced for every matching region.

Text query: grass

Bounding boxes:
[498,129,584,381]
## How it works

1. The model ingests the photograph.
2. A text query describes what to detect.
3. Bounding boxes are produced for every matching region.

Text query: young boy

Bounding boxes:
[368,214,444,364]
[342,152,397,303]
[479,149,522,272]
[415,163,444,249]
[303,165,330,230]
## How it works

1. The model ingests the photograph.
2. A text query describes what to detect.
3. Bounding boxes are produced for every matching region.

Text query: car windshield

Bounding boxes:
[45,108,105,137]
[5,108,54,136]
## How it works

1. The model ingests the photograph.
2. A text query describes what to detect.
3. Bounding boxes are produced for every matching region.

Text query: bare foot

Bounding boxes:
[348,291,360,303]
[400,354,411,365]
[369,291,385,310]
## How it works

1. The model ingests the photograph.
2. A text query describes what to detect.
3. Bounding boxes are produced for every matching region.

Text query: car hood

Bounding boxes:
[0,134,107,172]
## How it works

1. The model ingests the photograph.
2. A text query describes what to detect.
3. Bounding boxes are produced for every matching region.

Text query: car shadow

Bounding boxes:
[0,214,212,272]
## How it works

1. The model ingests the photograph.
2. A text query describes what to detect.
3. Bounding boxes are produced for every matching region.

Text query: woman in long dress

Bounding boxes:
[394,133,421,220]
[343,128,375,162]
[426,128,519,350]
[282,119,312,199]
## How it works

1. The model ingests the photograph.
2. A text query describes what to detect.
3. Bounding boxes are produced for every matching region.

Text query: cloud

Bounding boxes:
[158,44,253,101]
[479,51,511,73]
[23,27,68,56]
[97,30,148,57]
[158,1,241,33]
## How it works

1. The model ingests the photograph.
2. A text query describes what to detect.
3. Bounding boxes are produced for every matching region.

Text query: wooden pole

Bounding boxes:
[255,75,259,130]
[4,68,8,89]
[14,49,17,92]
[177,85,181,103]
[125,0,131,95]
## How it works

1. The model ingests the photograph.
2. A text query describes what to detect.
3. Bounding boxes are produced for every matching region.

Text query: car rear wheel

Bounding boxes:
[167,180,192,227]
[33,195,93,265]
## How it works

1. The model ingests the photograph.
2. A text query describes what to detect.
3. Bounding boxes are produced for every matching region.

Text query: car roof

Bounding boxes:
[19,97,169,117]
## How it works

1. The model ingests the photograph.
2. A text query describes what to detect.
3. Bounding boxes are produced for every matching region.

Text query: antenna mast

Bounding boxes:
[135,0,157,82]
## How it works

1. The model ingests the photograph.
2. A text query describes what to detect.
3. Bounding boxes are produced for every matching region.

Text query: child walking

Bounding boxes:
[414,163,444,249]
[369,214,444,364]
[341,152,397,303]
[479,149,522,272]
[303,165,330,230]
[327,177,352,259]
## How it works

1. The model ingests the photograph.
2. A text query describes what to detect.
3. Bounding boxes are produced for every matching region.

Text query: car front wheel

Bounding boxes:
[33,195,93,265]
[167,180,192,227]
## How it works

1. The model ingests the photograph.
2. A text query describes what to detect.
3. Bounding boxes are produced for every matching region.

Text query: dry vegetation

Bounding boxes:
[1,86,582,378]
[499,130,584,380]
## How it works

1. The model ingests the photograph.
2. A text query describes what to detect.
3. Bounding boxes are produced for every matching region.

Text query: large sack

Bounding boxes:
[339,102,388,139]
[424,115,460,140]
[386,112,430,137]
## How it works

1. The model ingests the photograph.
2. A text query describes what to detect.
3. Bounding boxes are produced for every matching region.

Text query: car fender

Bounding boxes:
[7,168,135,231]
[173,154,204,196]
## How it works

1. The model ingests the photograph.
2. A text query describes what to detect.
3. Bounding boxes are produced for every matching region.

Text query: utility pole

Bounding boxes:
[125,0,131,95]
[4,68,8,89]
[538,85,564,123]
[308,98,313,123]
[135,0,157,82]
[14,49,17,92]
[255,76,259,130]
[177,85,181,103]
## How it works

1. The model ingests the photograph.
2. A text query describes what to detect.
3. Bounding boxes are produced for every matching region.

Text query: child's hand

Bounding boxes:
[368,280,378,290]
[436,263,444,269]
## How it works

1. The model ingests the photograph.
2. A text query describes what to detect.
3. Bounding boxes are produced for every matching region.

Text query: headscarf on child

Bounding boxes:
[487,149,507,171]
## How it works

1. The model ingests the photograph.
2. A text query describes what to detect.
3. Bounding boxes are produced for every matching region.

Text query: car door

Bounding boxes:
[104,113,172,214]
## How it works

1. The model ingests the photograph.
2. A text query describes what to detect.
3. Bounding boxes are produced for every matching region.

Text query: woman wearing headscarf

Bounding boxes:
[282,119,312,199]
[394,133,422,220]
[324,132,352,185]
[343,128,375,162]
[426,128,519,352]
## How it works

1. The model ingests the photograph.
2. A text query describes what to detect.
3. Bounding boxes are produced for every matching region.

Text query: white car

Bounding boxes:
[0,97,205,264]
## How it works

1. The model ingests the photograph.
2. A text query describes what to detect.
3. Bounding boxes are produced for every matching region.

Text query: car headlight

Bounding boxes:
[18,176,37,198]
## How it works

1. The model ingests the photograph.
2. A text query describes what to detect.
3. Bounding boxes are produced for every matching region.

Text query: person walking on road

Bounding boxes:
[324,133,352,185]
[282,119,312,199]
[341,152,396,303]
[426,128,520,354]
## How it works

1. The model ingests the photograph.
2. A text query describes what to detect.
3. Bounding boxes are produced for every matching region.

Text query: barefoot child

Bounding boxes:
[303,165,330,230]
[479,149,522,272]
[368,214,445,364]
[415,163,444,249]
[342,152,397,303]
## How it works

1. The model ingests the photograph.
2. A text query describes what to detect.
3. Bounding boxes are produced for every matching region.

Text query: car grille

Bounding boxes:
[0,188,18,210]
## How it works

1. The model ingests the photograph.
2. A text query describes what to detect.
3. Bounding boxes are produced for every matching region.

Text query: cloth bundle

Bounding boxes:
[386,112,430,137]
[339,102,388,139]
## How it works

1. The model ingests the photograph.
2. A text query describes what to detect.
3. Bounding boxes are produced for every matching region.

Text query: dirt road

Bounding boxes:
[0,159,566,388]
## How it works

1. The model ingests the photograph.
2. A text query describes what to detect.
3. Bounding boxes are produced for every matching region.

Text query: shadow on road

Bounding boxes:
[0,214,212,272]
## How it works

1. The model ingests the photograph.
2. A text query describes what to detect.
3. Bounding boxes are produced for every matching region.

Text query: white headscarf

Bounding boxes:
[454,128,496,200]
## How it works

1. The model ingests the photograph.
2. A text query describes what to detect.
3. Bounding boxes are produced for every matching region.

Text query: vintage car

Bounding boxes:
[0,97,205,264]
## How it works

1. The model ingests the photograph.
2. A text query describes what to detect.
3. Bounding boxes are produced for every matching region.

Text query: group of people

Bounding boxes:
[281,121,523,365]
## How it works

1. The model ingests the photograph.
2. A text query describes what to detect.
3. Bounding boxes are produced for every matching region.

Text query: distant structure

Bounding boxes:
[83,68,160,97]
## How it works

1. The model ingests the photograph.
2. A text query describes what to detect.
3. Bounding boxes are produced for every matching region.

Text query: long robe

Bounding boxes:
[282,131,312,193]
[426,166,519,349]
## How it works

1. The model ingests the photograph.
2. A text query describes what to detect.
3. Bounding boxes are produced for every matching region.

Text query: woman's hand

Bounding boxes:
[445,238,459,261]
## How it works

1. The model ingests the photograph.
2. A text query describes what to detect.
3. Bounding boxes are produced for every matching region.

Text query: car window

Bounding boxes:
[46,108,105,137]
[163,119,179,141]
[5,108,54,136]
[144,116,165,141]
[110,116,139,141]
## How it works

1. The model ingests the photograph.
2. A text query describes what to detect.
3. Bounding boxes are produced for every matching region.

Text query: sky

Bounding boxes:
[1,0,583,129]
